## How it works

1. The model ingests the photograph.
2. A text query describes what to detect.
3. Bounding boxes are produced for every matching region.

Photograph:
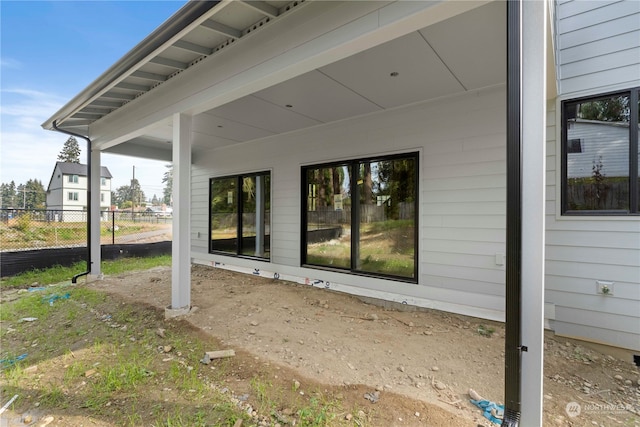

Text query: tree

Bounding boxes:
[578,96,629,122]
[114,180,145,209]
[162,164,173,205]
[24,179,46,209]
[0,181,17,208]
[57,136,81,163]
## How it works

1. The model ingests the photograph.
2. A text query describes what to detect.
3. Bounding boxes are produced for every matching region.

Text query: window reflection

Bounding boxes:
[565,95,630,211]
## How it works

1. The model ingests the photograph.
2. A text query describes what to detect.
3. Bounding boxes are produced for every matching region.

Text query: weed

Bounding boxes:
[297,396,336,427]
[40,384,68,408]
[477,324,495,338]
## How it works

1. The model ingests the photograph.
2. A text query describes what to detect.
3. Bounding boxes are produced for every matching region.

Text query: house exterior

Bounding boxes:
[46,162,112,220]
[42,0,639,423]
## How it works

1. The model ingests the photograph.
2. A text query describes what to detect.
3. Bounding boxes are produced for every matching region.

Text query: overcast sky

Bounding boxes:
[1,1,187,200]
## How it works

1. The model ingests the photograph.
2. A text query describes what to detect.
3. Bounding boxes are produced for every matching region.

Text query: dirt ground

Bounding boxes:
[85,264,640,426]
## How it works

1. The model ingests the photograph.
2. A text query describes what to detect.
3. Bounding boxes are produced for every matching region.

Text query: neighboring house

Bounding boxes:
[46,162,112,221]
[42,1,639,422]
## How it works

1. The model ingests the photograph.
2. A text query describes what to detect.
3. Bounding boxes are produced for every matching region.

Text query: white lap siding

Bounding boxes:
[191,85,507,321]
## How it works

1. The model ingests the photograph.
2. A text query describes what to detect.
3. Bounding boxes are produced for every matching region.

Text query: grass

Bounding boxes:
[1,257,361,426]
[0,255,172,289]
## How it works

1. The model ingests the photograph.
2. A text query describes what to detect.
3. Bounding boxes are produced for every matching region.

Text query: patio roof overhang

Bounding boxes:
[43,0,512,161]
[43,1,553,425]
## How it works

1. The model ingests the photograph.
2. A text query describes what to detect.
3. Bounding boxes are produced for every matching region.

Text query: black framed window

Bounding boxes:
[209,172,270,259]
[562,88,639,214]
[302,153,418,281]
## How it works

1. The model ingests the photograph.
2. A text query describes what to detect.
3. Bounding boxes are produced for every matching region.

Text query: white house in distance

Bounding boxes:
[42,1,640,423]
[46,161,112,220]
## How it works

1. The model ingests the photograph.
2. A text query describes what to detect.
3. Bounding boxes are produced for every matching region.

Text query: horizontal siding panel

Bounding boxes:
[442,215,504,229]
[561,63,640,95]
[555,306,640,334]
[554,320,640,351]
[546,218,640,232]
[424,147,505,167]
[561,31,640,64]
[559,13,640,49]
[422,188,505,203]
[423,239,504,255]
[559,1,639,33]
[557,0,621,19]
[546,275,640,300]
[423,201,504,215]
[423,251,504,270]
[545,201,556,215]
[424,174,504,191]
[422,263,504,285]
[546,229,640,248]
[424,227,505,243]
[425,160,506,179]
[561,47,640,79]
[546,245,640,266]
[422,274,504,296]
[546,259,640,283]
[549,291,639,318]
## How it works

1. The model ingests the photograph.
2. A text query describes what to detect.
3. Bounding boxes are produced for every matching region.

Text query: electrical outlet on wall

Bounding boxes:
[596,280,614,296]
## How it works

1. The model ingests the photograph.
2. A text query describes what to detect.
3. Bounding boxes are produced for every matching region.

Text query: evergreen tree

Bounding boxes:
[162,164,173,205]
[57,136,81,163]
[24,179,46,209]
[0,181,17,208]
[115,180,145,209]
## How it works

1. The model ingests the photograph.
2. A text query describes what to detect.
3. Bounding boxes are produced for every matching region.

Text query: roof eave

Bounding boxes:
[41,0,220,133]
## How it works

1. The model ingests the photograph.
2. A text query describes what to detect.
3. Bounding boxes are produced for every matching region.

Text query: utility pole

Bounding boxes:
[132,165,136,221]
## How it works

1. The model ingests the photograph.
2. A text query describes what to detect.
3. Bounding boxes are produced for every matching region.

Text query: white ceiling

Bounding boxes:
[105,0,506,157]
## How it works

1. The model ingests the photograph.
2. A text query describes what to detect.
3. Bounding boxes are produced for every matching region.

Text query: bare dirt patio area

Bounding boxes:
[83,264,639,427]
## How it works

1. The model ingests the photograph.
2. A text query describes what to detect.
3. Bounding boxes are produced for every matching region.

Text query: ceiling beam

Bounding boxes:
[201,19,242,39]
[149,56,188,70]
[79,108,112,115]
[101,92,136,100]
[240,1,278,18]
[116,82,152,92]
[90,100,123,108]
[72,113,104,120]
[173,40,212,56]
[131,70,168,82]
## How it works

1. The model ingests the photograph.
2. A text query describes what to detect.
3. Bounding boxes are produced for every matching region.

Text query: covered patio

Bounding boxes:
[43,1,550,424]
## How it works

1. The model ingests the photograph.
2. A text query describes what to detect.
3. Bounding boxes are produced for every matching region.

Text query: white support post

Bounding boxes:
[167,113,192,317]
[521,0,547,425]
[90,147,102,277]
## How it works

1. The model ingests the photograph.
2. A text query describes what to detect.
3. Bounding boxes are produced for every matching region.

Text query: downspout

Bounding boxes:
[52,121,92,284]
[504,0,523,425]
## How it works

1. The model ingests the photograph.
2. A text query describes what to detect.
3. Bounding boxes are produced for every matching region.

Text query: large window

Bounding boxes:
[210,172,270,259]
[68,192,78,201]
[302,153,418,281]
[562,89,639,214]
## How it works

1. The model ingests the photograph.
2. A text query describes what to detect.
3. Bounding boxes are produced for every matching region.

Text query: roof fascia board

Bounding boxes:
[41,0,226,132]
[90,0,487,150]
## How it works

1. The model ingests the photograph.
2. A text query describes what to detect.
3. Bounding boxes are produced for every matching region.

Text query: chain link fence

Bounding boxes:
[0,209,172,252]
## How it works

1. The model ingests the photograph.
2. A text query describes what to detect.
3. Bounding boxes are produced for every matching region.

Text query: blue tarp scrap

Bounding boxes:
[43,293,70,306]
[470,399,504,425]
[0,353,27,370]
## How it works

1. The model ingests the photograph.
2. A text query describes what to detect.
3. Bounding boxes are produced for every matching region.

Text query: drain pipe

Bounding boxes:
[52,121,92,283]
[503,0,523,425]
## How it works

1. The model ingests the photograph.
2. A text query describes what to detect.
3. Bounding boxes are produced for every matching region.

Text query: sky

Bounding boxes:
[1,0,188,202]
